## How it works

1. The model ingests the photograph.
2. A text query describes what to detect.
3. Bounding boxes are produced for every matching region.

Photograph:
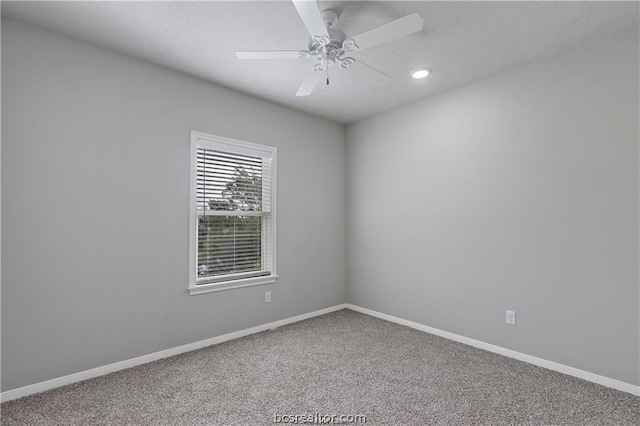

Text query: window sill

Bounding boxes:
[188,274,278,295]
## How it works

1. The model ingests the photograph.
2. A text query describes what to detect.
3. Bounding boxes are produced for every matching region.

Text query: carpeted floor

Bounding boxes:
[2,309,639,425]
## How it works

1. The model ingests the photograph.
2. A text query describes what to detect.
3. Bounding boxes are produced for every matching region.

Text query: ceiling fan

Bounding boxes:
[235,0,424,96]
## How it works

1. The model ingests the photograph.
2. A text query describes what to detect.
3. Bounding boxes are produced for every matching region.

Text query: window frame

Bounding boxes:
[188,131,277,295]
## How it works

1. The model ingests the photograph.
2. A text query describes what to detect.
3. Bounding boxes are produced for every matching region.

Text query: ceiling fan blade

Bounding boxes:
[291,0,330,45]
[296,68,324,96]
[348,60,392,87]
[235,50,310,60]
[344,13,424,52]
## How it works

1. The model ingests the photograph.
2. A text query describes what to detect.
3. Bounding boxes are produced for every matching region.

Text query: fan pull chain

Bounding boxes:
[326,53,330,86]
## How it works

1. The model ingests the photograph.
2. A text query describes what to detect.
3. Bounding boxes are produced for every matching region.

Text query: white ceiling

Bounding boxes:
[2,1,638,124]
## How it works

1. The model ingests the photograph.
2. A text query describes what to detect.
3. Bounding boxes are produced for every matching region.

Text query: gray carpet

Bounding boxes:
[2,309,639,425]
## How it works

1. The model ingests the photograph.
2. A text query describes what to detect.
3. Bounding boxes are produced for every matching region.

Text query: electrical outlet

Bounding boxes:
[505,310,516,325]
[265,291,271,303]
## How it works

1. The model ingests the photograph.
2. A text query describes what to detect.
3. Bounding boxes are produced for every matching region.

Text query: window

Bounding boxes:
[189,131,277,295]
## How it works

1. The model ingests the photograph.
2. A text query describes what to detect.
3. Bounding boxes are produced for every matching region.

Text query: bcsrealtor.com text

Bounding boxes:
[273,412,366,424]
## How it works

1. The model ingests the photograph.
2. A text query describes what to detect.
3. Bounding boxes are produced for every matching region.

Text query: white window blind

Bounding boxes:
[189,132,276,294]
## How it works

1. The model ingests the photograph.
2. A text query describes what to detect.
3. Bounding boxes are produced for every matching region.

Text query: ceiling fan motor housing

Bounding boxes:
[309,28,354,70]
[309,27,346,52]
[308,10,351,68]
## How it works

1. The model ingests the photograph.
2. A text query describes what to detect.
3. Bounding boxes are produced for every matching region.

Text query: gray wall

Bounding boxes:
[3,16,639,393]
[346,27,639,386]
[1,18,346,392]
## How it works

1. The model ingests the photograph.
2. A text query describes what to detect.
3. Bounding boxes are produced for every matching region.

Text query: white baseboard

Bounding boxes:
[4,302,638,402]
[344,304,640,396]
[0,304,348,402]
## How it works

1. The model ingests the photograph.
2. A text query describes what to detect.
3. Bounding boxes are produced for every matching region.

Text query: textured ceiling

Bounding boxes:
[2,1,639,124]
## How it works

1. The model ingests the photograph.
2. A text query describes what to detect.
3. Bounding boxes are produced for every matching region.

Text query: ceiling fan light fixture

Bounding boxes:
[411,68,431,79]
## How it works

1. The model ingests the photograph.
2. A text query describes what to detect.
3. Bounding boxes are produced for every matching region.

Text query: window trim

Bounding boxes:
[188,131,277,295]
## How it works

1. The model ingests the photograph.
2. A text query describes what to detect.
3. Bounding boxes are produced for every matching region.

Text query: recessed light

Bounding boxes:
[411,68,431,79]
